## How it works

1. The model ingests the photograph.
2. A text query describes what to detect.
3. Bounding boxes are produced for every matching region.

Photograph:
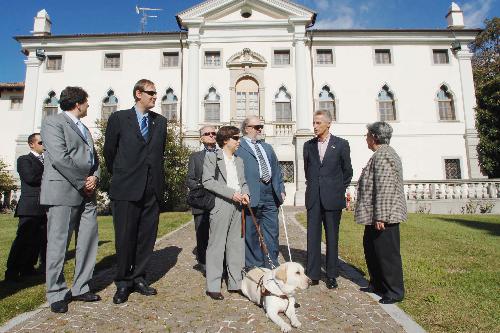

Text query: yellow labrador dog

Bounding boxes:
[241,262,310,333]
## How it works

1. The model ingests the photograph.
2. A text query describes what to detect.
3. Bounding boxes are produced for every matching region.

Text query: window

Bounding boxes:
[235,77,259,119]
[10,97,23,110]
[273,50,290,65]
[104,53,121,69]
[377,85,396,121]
[317,86,336,120]
[43,91,58,120]
[204,87,220,122]
[433,49,449,64]
[162,52,179,67]
[46,55,62,70]
[437,85,456,120]
[101,90,118,121]
[161,88,178,121]
[204,51,221,67]
[374,49,391,64]
[316,49,333,65]
[279,161,294,183]
[274,86,292,122]
[445,159,461,179]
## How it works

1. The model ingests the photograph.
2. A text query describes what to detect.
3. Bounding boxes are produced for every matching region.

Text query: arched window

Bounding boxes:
[318,85,336,121]
[437,85,456,120]
[377,85,396,121]
[161,88,178,121]
[43,91,58,120]
[204,87,220,122]
[101,90,118,121]
[274,86,292,122]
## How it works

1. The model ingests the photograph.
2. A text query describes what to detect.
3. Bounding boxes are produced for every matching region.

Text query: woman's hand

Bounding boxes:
[232,192,243,203]
[241,194,250,205]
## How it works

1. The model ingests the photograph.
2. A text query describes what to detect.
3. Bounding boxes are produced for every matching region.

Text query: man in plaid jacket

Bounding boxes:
[355,121,406,304]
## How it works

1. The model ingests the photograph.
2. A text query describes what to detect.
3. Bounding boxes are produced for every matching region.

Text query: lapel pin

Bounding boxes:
[331,145,336,149]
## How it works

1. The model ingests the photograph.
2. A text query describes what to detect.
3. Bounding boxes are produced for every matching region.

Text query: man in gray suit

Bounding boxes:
[40,86,101,313]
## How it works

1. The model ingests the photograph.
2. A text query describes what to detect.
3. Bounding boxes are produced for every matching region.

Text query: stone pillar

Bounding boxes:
[23,53,42,131]
[456,46,485,179]
[184,38,201,149]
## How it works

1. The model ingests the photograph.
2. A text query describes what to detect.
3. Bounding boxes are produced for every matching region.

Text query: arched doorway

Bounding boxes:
[235,76,259,119]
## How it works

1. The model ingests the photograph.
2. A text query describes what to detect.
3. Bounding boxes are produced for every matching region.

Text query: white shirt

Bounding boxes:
[223,151,240,192]
[243,136,272,178]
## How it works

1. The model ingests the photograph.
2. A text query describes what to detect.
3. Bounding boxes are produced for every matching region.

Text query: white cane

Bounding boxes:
[280,206,293,262]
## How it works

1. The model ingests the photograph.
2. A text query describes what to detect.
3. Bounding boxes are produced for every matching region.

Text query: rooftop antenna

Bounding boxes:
[135,5,162,32]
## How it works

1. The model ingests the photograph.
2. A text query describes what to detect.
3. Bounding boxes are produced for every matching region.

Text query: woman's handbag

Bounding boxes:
[186,164,219,211]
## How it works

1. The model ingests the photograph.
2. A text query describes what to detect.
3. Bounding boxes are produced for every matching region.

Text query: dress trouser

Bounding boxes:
[46,198,98,304]
[206,201,244,292]
[363,224,405,300]
[306,201,342,280]
[193,212,210,265]
[244,181,280,268]
[112,175,159,288]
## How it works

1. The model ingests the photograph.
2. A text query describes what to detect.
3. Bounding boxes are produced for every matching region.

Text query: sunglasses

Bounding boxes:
[37,141,43,145]
[247,125,264,130]
[202,132,217,137]
[142,90,157,96]
[231,135,241,141]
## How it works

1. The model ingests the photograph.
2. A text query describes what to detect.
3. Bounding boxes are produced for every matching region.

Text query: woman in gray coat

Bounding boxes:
[355,121,406,304]
[202,126,250,300]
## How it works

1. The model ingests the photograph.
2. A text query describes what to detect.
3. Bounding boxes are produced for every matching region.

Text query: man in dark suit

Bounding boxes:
[236,116,285,269]
[5,133,47,282]
[104,79,167,304]
[303,110,353,289]
[186,125,217,272]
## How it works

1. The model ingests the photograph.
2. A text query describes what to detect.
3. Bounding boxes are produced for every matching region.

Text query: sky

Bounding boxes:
[0,0,498,82]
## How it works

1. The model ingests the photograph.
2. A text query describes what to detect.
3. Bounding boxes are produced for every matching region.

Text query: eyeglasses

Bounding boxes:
[142,90,157,96]
[231,135,241,141]
[202,132,217,137]
[37,141,43,145]
[247,125,264,130]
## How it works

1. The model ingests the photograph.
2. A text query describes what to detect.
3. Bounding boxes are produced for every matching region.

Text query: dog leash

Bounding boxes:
[242,205,277,270]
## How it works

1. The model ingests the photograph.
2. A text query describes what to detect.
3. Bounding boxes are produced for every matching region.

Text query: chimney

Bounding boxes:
[446,2,465,29]
[32,9,51,36]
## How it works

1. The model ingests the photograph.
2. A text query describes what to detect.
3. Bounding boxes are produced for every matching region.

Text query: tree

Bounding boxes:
[0,159,17,209]
[471,17,500,178]
[94,119,112,214]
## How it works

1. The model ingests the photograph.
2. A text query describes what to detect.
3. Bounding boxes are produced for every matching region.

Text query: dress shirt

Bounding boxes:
[243,136,272,178]
[223,151,240,192]
[317,134,331,163]
[64,111,94,166]
[134,107,149,129]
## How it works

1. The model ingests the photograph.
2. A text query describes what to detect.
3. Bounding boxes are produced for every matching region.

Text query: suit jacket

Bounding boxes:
[186,149,208,215]
[303,134,353,210]
[104,108,167,202]
[355,144,407,225]
[235,139,285,207]
[14,153,45,216]
[202,150,249,214]
[40,113,100,206]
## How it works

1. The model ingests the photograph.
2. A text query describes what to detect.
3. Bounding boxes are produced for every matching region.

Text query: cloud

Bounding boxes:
[462,0,494,27]
[312,1,360,29]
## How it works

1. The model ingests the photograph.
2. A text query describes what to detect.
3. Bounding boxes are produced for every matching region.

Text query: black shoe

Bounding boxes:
[4,270,20,282]
[379,297,402,304]
[310,279,319,286]
[326,278,338,289]
[72,292,101,302]
[228,289,243,296]
[50,299,68,313]
[206,291,224,300]
[113,287,131,304]
[133,281,157,296]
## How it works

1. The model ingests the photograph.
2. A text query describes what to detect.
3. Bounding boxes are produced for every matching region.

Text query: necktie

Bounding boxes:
[252,141,271,183]
[140,116,149,140]
[38,155,44,165]
[76,121,87,141]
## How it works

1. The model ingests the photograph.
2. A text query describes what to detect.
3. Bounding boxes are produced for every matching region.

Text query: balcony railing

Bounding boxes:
[273,122,295,137]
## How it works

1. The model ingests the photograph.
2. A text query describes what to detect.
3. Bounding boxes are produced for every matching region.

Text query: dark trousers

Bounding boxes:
[306,202,341,280]
[6,215,47,276]
[363,224,405,300]
[193,212,210,265]
[245,181,280,269]
[112,180,159,288]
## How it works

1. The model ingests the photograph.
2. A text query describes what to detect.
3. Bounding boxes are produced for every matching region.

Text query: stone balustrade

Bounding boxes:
[273,122,295,137]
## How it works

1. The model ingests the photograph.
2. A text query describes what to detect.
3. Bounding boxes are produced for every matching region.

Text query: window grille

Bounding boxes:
[279,161,294,183]
[445,159,461,179]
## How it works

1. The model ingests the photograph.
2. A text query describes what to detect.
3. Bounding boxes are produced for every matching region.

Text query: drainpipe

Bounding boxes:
[308,30,316,114]
[179,32,184,142]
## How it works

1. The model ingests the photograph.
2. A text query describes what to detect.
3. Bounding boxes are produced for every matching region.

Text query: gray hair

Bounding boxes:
[366,121,393,144]
[199,125,216,137]
[240,115,260,135]
[314,110,332,123]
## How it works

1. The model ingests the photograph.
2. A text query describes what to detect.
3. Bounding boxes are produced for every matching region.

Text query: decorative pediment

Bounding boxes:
[226,48,267,68]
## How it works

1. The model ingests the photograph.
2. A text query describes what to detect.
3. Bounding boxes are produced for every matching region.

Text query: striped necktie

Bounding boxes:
[252,141,271,183]
[140,116,149,140]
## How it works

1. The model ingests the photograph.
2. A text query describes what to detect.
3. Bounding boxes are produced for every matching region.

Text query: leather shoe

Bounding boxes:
[206,291,224,300]
[50,299,68,313]
[133,281,157,296]
[379,297,402,304]
[72,292,101,302]
[310,279,319,286]
[326,278,338,289]
[113,287,131,304]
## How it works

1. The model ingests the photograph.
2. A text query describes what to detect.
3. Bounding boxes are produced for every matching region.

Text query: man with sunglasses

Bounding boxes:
[186,126,218,272]
[237,116,285,269]
[5,133,47,282]
[104,79,168,304]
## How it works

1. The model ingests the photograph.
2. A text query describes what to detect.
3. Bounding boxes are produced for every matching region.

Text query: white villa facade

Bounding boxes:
[2,0,485,205]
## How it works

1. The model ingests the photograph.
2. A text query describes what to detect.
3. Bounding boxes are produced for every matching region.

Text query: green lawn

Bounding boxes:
[295,212,500,333]
[0,212,192,325]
